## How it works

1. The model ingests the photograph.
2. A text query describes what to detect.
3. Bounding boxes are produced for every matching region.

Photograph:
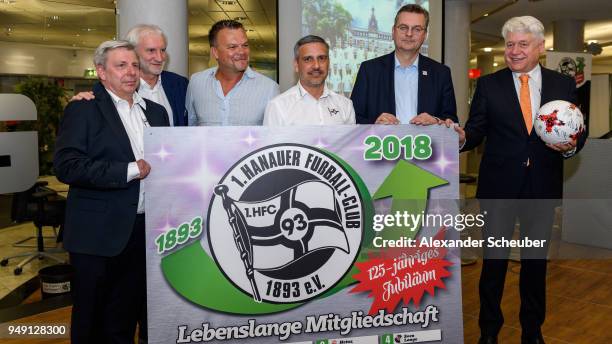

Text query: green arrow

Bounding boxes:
[373,160,448,240]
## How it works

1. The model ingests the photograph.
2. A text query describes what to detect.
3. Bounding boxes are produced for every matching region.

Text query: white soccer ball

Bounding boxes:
[534,100,585,145]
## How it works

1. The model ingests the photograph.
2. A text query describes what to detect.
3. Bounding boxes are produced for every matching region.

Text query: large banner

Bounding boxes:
[144,125,462,344]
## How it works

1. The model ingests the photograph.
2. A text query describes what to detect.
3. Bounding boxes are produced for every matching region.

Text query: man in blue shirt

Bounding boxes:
[351,4,457,125]
[187,20,279,126]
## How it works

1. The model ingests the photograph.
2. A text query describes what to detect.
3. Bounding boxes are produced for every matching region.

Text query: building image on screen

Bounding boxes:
[301,0,430,96]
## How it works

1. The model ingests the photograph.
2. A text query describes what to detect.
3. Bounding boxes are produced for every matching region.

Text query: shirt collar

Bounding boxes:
[210,66,257,80]
[106,87,147,110]
[139,76,161,91]
[297,81,330,99]
[512,64,541,83]
[394,54,419,70]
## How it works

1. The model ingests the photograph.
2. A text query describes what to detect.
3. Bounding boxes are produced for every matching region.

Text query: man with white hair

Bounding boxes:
[454,16,585,344]
[73,24,188,127]
[126,24,189,126]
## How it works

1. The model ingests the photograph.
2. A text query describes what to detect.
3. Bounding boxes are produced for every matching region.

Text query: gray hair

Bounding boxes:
[502,16,545,41]
[125,24,167,48]
[294,35,329,59]
[93,40,135,67]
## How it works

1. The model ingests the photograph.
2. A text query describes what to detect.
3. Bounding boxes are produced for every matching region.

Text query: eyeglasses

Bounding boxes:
[395,25,426,35]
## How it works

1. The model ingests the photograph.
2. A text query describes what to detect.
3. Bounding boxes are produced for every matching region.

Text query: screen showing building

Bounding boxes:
[301,0,430,96]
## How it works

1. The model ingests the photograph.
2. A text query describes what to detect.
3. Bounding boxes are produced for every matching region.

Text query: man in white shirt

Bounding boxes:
[264,35,355,126]
[72,24,189,127]
[54,40,169,343]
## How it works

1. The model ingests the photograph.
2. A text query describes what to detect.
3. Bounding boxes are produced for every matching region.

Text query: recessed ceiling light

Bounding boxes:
[50,15,60,21]
[493,62,498,67]
[483,13,489,17]
[547,48,554,51]
[483,47,492,52]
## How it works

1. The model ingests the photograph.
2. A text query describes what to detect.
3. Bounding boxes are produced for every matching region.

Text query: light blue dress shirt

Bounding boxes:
[394,54,419,124]
[186,67,279,126]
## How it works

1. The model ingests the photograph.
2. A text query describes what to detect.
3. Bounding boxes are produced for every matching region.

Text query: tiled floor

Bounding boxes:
[0,222,68,300]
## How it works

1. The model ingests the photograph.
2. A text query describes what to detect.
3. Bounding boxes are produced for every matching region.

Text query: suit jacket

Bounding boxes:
[54,82,169,257]
[160,70,189,126]
[351,52,458,124]
[463,66,585,199]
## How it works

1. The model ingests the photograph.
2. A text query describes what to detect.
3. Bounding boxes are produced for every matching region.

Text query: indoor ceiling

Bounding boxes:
[0,0,277,63]
[470,0,612,68]
[0,0,611,68]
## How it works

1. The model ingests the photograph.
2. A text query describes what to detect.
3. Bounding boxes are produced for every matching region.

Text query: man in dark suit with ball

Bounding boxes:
[454,16,586,344]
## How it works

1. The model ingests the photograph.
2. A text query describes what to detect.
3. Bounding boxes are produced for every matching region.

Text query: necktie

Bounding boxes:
[519,74,532,134]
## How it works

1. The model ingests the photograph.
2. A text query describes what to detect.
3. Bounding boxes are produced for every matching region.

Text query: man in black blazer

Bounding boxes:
[54,40,169,343]
[455,16,585,344]
[73,24,189,127]
[351,4,457,125]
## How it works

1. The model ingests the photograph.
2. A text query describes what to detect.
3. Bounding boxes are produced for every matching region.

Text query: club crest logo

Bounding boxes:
[207,144,364,303]
[558,56,586,87]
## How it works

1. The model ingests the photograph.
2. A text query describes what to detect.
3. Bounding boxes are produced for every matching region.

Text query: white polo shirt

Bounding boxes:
[263,82,355,126]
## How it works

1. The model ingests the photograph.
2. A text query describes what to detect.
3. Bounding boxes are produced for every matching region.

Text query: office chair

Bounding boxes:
[9,181,59,248]
[0,182,67,275]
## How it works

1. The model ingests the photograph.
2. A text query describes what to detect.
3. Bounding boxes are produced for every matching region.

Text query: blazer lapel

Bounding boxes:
[141,100,164,127]
[160,71,177,123]
[94,85,136,161]
[417,54,428,114]
[500,68,530,136]
[384,52,396,115]
[540,67,554,105]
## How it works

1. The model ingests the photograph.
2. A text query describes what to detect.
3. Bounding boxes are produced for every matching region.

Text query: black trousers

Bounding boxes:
[69,214,146,344]
[478,170,555,338]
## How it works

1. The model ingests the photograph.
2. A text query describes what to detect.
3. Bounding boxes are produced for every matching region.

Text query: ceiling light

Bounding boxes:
[547,48,554,51]
[483,47,492,52]
[50,15,60,21]
[234,16,247,21]
[587,40,598,44]
[493,62,498,67]
[483,13,489,17]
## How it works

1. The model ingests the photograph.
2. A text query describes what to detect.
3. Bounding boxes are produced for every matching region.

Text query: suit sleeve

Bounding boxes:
[351,64,370,124]
[565,77,587,158]
[438,66,458,123]
[53,102,129,189]
[462,78,489,152]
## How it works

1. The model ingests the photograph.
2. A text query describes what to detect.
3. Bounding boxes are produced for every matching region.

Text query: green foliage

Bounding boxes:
[14,78,66,175]
[303,0,352,47]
